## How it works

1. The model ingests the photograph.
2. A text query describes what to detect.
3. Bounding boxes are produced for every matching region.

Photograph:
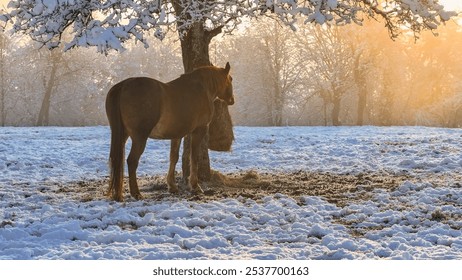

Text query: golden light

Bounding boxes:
[439,0,462,11]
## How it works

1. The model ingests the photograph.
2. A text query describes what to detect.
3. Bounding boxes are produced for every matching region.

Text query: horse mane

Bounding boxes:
[177,65,226,94]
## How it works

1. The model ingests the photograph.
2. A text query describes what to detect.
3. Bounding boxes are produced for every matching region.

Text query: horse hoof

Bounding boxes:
[131,193,144,200]
[168,186,179,194]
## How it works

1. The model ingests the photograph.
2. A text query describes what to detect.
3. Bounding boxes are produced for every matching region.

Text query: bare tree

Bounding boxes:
[0,29,7,126]
[302,25,355,126]
[36,50,61,126]
[261,20,306,126]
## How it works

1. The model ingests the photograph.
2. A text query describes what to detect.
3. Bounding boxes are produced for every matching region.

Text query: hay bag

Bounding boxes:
[208,99,234,151]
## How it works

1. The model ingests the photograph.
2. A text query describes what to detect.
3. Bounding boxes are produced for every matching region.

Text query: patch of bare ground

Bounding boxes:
[202,170,411,207]
[45,169,462,208]
[57,170,419,206]
[14,171,460,237]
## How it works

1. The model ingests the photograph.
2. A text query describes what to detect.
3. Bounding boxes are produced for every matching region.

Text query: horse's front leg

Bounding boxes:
[167,138,181,194]
[189,127,207,194]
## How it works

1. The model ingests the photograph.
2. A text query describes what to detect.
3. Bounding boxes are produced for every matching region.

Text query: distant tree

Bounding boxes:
[403,22,462,126]
[359,24,407,126]
[219,32,271,126]
[0,37,45,125]
[231,19,306,126]
[0,29,8,126]
[260,20,306,126]
[34,47,112,126]
[300,25,355,126]
[36,49,60,126]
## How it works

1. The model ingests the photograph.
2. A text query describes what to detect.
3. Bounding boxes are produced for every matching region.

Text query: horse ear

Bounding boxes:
[224,62,231,74]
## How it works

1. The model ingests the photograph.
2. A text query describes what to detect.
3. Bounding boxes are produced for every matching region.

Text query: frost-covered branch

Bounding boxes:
[1,0,457,53]
[2,0,174,52]
[356,0,458,39]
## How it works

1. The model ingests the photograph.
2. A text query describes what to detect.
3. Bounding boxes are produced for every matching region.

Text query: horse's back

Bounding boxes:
[107,77,164,101]
[107,77,165,138]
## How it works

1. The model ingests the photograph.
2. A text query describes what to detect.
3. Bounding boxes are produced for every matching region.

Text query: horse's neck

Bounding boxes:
[170,70,219,100]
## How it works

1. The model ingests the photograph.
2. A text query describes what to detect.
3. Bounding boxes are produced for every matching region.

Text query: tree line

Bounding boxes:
[1,17,461,127]
[223,17,462,127]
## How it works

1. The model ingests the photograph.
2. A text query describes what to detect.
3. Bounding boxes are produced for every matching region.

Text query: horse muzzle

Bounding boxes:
[226,96,235,106]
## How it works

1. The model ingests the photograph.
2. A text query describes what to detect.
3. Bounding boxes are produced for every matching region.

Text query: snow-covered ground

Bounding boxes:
[1,126,462,259]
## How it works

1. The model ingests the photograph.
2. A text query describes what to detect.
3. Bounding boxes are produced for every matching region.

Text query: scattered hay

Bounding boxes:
[203,170,412,206]
[48,170,415,206]
[209,170,269,189]
[242,170,259,180]
[204,170,271,201]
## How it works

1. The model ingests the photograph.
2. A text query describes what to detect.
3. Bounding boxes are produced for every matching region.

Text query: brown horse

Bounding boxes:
[105,63,234,202]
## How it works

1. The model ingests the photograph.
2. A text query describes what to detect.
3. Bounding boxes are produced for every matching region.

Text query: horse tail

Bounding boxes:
[106,83,126,202]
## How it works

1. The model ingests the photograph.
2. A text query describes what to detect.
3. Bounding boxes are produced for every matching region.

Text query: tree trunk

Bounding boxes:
[178,21,213,182]
[273,88,284,126]
[0,69,5,127]
[37,51,60,126]
[179,22,213,72]
[0,34,6,126]
[379,73,394,126]
[354,54,367,126]
[331,94,341,126]
[356,89,367,126]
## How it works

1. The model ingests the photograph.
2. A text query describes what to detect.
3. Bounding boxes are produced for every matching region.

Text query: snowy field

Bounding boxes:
[1,126,462,259]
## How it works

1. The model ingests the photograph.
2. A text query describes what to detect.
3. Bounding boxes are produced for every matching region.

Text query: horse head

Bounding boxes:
[217,62,235,106]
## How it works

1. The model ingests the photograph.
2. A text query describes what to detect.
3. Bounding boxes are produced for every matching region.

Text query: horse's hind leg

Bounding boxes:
[189,126,207,194]
[167,139,181,194]
[127,136,147,200]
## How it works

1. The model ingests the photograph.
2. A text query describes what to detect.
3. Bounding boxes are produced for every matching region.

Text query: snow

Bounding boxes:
[1,126,462,259]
